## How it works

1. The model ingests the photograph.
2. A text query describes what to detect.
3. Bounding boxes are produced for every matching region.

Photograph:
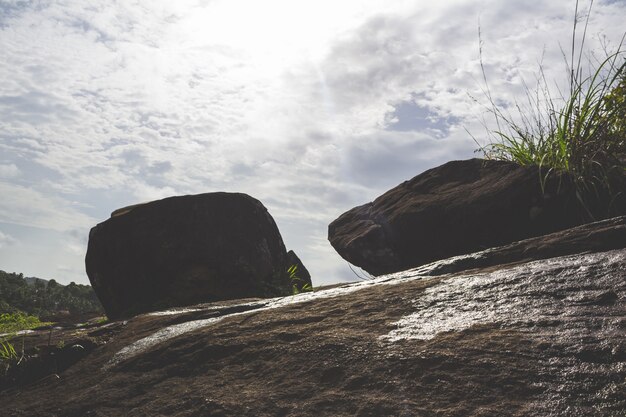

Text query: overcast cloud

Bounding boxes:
[0,0,624,284]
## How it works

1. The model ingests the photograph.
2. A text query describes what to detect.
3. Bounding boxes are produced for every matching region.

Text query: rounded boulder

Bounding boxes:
[86,192,292,319]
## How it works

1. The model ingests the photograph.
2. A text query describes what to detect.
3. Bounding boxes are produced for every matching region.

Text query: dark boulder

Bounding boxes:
[328,158,624,276]
[85,192,293,319]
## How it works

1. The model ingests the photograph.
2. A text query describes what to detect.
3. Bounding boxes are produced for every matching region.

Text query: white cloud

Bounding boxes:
[0,0,624,285]
[0,182,96,232]
[0,163,20,178]
[0,230,17,248]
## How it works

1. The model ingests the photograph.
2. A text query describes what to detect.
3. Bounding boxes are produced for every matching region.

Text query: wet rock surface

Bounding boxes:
[3,218,625,416]
[328,158,621,276]
[86,192,295,320]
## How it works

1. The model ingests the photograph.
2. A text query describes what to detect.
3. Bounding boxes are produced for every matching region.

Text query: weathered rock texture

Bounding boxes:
[86,192,294,320]
[3,217,625,416]
[329,158,624,276]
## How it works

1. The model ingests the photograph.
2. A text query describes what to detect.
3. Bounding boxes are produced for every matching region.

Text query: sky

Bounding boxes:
[0,0,625,286]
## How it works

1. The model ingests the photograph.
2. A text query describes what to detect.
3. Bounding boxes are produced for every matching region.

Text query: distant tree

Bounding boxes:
[0,270,103,318]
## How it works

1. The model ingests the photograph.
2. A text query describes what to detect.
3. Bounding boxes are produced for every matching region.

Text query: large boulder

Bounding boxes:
[86,192,295,319]
[328,158,624,276]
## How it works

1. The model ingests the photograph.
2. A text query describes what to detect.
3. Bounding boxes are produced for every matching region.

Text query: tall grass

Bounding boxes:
[475,0,625,217]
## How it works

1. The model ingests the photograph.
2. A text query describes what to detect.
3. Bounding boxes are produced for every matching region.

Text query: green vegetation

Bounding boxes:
[603,70,626,141]
[0,337,19,375]
[0,270,103,319]
[0,312,49,334]
[95,316,109,325]
[287,265,313,295]
[0,270,103,376]
[0,340,17,361]
[0,313,29,377]
[476,1,625,216]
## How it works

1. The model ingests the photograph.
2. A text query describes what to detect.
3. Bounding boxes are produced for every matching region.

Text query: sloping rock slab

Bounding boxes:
[328,158,619,276]
[413,215,626,277]
[86,192,293,320]
[3,219,625,417]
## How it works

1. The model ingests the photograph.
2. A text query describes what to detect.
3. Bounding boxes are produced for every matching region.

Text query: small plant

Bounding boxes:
[287,265,313,295]
[0,339,19,375]
[474,0,625,218]
[0,340,17,361]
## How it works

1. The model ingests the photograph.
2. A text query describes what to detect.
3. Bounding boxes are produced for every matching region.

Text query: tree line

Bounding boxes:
[0,270,103,319]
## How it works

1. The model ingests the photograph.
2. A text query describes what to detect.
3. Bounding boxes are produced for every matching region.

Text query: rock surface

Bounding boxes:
[328,158,622,276]
[3,217,625,416]
[85,192,294,320]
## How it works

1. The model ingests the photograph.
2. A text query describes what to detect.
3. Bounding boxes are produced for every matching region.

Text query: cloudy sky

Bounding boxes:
[0,0,624,286]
